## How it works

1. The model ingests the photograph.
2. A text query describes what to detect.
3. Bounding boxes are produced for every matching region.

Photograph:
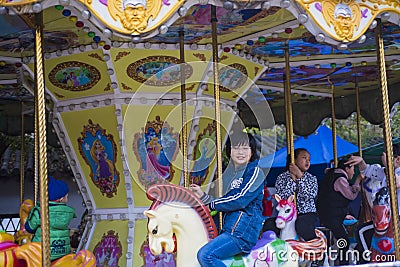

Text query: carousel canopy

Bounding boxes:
[0,1,398,136]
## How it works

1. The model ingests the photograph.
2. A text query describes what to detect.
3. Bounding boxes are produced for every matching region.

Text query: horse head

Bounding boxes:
[144,209,176,256]
[275,194,297,230]
[372,187,391,235]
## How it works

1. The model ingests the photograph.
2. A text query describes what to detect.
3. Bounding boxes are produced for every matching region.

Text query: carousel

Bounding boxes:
[0,0,399,266]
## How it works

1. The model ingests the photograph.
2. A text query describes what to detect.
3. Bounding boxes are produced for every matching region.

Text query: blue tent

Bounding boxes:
[260,125,358,185]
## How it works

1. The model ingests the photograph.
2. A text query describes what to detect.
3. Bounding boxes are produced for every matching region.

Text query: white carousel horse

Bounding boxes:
[275,194,327,265]
[144,184,298,267]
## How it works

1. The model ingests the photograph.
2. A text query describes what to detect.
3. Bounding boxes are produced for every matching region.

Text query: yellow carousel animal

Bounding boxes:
[0,199,96,267]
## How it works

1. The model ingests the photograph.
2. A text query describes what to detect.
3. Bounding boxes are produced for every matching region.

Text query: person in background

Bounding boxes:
[25,176,76,261]
[317,156,363,265]
[190,132,264,267]
[345,144,400,261]
[263,148,319,241]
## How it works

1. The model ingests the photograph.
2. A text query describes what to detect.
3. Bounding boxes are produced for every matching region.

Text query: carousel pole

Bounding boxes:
[284,44,294,164]
[284,43,297,206]
[355,75,362,157]
[211,5,223,229]
[355,73,372,223]
[328,77,338,167]
[34,12,50,266]
[375,18,400,260]
[179,30,189,188]
[20,102,25,203]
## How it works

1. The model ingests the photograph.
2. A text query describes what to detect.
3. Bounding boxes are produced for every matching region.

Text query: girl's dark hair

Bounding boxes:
[338,155,352,170]
[285,148,310,171]
[393,143,400,157]
[226,132,259,162]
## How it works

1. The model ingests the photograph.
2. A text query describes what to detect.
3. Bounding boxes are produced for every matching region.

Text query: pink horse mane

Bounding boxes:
[146,184,218,240]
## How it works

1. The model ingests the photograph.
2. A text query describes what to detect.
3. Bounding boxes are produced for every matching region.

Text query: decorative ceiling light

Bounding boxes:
[0,7,8,15]
[285,28,293,34]
[111,82,118,89]
[144,42,152,49]
[107,69,114,75]
[68,47,74,54]
[79,45,85,52]
[91,42,98,49]
[369,20,377,29]
[246,53,252,59]
[59,0,70,6]
[132,36,141,43]
[271,32,279,38]
[103,28,113,38]
[381,12,390,22]
[82,10,91,20]
[82,26,90,33]
[232,49,238,55]
[32,3,42,13]
[125,182,131,189]
[56,50,62,56]
[198,0,208,5]
[159,25,168,34]
[258,58,264,64]
[103,54,110,61]
[315,33,325,43]
[190,43,198,50]
[206,44,212,50]
[112,41,122,47]
[140,97,147,104]
[44,53,51,59]
[337,43,348,50]
[280,0,290,8]
[128,42,135,48]
[223,1,234,10]
[261,1,271,10]
[178,6,187,16]
[298,13,308,24]
[358,35,366,44]
[159,43,167,49]
[239,50,245,57]
[252,56,258,62]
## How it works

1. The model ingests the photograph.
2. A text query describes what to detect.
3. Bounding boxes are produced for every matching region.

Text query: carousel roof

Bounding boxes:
[0,1,399,136]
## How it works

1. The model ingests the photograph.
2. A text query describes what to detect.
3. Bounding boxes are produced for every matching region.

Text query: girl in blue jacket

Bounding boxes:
[190,132,265,267]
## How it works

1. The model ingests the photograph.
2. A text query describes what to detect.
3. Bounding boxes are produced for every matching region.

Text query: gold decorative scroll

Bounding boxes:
[79,0,185,35]
[0,0,37,6]
[295,0,400,41]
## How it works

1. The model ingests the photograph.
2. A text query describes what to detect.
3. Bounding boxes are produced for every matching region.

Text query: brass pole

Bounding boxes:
[375,19,400,260]
[34,12,50,266]
[355,75,362,157]
[20,102,25,203]
[329,78,338,167]
[34,89,38,203]
[179,30,189,188]
[211,5,223,229]
[284,45,294,164]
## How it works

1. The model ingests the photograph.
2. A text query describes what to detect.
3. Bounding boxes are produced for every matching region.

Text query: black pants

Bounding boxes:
[355,221,374,264]
[321,216,350,265]
[262,212,318,241]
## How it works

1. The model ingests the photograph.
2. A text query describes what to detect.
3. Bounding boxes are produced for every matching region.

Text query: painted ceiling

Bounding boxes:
[0,2,399,135]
